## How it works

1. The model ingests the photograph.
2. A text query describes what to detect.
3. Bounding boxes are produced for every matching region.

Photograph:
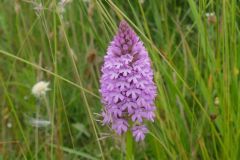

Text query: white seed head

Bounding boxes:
[32,81,50,97]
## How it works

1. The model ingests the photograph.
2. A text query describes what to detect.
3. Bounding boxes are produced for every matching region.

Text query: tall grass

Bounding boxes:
[0,0,239,159]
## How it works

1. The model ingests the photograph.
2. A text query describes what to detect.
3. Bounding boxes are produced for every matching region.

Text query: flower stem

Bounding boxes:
[35,104,40,160]
[126,130,134,160]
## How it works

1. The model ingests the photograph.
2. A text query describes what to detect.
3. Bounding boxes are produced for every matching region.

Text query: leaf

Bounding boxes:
[49,144,98,160]
[72,123,90,138]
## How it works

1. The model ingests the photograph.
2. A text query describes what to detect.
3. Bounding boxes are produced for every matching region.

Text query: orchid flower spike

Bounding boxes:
[100,20,157,142]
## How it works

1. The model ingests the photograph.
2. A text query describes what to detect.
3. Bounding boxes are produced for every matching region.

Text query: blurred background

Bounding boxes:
[0,0,239,159]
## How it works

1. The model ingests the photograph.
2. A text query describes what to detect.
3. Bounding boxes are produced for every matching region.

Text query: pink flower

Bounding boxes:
[100,20,157,141]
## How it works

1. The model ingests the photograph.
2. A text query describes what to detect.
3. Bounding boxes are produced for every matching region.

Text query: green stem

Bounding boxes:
[126,130,134,160]
[35,103,40,160]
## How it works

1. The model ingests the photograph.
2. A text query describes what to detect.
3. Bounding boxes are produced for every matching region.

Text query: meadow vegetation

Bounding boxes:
[0,0,239,159]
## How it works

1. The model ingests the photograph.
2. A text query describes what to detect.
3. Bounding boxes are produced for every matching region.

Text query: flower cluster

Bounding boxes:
[100,21,156,142]
[32,81,50,98]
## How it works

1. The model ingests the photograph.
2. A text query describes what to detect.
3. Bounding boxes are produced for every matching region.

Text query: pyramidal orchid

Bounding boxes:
[100,20,157,142]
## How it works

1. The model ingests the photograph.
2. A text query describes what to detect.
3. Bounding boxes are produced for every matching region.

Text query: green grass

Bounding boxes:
[0,0,239,159]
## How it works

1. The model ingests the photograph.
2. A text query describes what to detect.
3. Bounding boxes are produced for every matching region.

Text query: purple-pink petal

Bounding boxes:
[132,125,148,142]
[100,20,157,141]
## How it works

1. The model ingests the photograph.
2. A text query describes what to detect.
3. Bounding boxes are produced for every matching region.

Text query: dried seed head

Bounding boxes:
[87,49,97,64]
[210,114,218,121]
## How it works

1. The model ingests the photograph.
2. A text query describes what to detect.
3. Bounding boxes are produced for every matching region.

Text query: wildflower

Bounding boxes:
[57,0,72,18]
[32,81,50,98]
[205,12,217,24]
[100,20,157,141]
[205,12,215,17]
[132,125,148,142]
[58,0,72,6]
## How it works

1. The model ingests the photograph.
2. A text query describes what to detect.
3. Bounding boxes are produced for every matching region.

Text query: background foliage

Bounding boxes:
[0,0,239,159]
